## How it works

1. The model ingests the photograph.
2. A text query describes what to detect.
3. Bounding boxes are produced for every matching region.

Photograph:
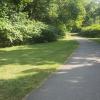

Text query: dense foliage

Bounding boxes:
[0,0,100,47]
[79,0,100,38]
[0,14,59,47]
[79,24,100,37]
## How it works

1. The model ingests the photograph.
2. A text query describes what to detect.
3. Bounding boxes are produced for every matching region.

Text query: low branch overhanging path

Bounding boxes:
[24,37,100,100]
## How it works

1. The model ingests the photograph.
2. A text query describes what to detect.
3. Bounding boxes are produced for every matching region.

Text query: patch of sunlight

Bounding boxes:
[56,71,68,74]
[0,45,35,51]
[66,33,75,40]
[0,59,7,61]
[58,33,74,41]
[0,63,58,80]
[0,64,39,80]
[0,72,38,80]
[68,79,79,83]
[40,63,59,68]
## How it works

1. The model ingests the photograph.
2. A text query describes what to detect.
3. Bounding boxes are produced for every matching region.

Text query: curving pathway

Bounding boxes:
[25,37,100,100]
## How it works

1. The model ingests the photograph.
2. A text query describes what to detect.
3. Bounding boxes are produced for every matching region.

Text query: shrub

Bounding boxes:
[31,26,59,43]
[79,24,100,38]
[57,24,67,36]
[0,16,27,47]
[0,13,60,47]
[0,18,15,47]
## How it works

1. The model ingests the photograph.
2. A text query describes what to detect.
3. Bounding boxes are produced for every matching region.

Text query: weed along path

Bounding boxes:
[25,37,100,100]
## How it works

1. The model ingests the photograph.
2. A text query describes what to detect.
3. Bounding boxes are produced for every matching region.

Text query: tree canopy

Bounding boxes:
[0,0,100,47]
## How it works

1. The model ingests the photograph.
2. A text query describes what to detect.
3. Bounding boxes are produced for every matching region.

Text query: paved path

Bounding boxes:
[25,37,100,100]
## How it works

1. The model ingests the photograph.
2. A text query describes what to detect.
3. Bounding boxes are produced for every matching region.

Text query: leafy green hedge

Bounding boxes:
[79,24,100,38]
[31,26,59,43]
[0,13,61,47]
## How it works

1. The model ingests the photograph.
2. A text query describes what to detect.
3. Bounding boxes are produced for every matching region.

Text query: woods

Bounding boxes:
[0,0,100,47]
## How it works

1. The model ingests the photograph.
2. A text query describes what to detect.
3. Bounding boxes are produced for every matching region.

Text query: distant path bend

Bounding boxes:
[25,37,100,100]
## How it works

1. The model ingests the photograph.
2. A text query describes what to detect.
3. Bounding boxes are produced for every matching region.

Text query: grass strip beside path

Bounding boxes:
[0,35,78,100]
[90,38,100,43]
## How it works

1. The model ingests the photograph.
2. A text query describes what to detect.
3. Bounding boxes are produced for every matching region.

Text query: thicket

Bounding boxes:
[79,1,100,38]
[0,0,62,47]
[79,24,100,38]
[0,0,100,47]
[0,13,60,47]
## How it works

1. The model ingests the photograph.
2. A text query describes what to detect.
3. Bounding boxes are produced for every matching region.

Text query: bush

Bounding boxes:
[0,13,60,47]
[57,24,67,36]
[79,24,100,38]
[0,18,14,47]
[31,26,59,43]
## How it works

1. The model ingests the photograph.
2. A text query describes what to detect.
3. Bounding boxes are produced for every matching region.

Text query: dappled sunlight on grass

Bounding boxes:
[0,38,78,100]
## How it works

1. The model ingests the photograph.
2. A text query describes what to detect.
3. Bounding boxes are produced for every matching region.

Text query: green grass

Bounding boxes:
[90,38,100,43]
[0,36,78,100]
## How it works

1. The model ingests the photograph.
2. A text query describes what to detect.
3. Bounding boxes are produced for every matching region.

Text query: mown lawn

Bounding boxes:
[0,36,78,100]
